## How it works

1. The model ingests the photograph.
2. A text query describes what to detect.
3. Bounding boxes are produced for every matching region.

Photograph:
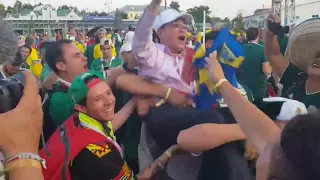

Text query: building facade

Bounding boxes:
[243,0,320,29]
[4,4,141,33]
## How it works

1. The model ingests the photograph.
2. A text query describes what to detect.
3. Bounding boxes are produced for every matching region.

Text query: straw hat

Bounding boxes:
[286,18,320,71]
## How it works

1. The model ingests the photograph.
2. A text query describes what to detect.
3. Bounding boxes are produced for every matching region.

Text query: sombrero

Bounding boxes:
[286,18,320,71]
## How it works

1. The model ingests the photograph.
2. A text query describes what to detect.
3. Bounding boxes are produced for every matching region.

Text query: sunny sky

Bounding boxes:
[1,0,311,18]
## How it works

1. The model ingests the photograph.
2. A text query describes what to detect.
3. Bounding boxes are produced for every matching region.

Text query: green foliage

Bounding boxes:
[169,1,180,12]
[0,4,5,17]
[186,5,211,23]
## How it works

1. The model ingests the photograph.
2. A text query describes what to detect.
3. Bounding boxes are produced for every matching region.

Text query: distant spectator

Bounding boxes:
[125,26,135,44]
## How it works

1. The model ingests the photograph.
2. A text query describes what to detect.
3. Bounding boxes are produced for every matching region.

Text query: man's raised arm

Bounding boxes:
[132,0,164,68]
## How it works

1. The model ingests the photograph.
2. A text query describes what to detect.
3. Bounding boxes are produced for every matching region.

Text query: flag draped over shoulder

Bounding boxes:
[193,28,244,110]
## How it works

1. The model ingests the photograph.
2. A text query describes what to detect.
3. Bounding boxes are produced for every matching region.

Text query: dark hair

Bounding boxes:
[45,39,73,74]
[95,35,100,44]
[114,29,119,33]
[38,41,50,50]
[25,36,34,47]
[271,112,320,180]
[204,31,220,42]
[21,45,32,54]
[128,26,133,31]
[153,30,160,43]
[284,26,290,34]
[12,51,23,67]
[246,28,259,41]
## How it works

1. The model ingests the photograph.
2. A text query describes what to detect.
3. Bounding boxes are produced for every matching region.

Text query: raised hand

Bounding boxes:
[205,51,226,85]
[0,71,43,158]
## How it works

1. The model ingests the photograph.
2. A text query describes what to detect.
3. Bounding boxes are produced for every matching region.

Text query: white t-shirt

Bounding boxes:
[125,31,135,44]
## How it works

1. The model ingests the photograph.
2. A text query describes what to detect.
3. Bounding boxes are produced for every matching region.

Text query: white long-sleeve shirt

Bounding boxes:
[124,31,135,44]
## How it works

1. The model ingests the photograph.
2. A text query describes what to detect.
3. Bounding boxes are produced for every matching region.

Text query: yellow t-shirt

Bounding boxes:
[106,34,117,57]
[26,48,43,78]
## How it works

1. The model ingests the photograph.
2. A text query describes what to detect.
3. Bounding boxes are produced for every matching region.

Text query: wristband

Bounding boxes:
[155,88,172,107]
[5,159,42,173]
[5,153,47,169]
[214,79,228,93]
[164,151,172,159]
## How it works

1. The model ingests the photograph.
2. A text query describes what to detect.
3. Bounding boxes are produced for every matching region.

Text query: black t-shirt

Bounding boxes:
[70,140,136,180]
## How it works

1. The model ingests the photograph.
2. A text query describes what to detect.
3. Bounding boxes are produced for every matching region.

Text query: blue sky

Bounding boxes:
[1,0,311,18]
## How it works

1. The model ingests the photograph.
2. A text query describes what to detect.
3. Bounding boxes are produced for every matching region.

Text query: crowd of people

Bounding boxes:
[1,0,320,179]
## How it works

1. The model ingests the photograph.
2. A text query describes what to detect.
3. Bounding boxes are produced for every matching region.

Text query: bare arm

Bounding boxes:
[105,66,127,86]
[111,99,135,132]
[177,124,246,152]
[265,32,289,77]
[9,168,44,180]
[219,82,281,153]
[262,62,272,76]
[116,74,167,98]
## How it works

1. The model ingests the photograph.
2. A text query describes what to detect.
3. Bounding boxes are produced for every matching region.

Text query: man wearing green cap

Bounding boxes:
[44,39,186,134]
[40,72,172,180]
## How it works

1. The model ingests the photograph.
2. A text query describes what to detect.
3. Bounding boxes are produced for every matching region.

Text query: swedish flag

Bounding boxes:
[193,28,244,110]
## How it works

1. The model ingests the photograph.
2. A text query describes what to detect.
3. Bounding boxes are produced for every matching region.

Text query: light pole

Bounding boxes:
[29,11,35,35]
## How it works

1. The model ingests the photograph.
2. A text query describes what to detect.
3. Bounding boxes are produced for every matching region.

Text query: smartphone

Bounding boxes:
[268,21,285,37]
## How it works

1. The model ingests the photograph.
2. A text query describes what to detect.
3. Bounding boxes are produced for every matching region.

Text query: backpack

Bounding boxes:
[39,85,68,149]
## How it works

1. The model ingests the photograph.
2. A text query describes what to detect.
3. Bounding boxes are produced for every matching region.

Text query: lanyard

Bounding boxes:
[101,57,114,70]
[57,78,71,87]
[78,113,123,157]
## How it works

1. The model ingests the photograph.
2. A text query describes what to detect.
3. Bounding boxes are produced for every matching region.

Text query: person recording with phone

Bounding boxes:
[0,19,44,180]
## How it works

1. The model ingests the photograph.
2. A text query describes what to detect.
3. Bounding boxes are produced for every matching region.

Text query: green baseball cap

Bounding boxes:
[69,71,106,104]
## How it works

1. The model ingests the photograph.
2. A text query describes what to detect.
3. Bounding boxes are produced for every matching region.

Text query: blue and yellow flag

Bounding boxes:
[193,28,244,110]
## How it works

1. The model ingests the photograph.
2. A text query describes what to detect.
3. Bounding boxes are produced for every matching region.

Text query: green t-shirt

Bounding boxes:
[280,63,320,109]
[84,44,96,68]
[49,81,74,126]
[49,71,107,126]
[90,58,124,71]
[237,42,269,99]
[40,64,53,84]
[258,39,264,46]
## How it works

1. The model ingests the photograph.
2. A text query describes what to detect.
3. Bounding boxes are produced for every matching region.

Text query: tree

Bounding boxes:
[223,17,230,22]
[58,5,70,10]
[70,6,79,14]
[232,12,245,32]
[22,3,34,10]
[0,4,5,17]
[6,6,14,15]
[98,12,108,16]
[186,5,211,23]
[211,17,222,23]
[119,11,128,19]
[169,1,180,12]
[79,9,87,16]
[13,0,23,15]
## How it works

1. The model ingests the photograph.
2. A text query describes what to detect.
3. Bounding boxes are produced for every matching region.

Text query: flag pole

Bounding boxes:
[203,10,206,44]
